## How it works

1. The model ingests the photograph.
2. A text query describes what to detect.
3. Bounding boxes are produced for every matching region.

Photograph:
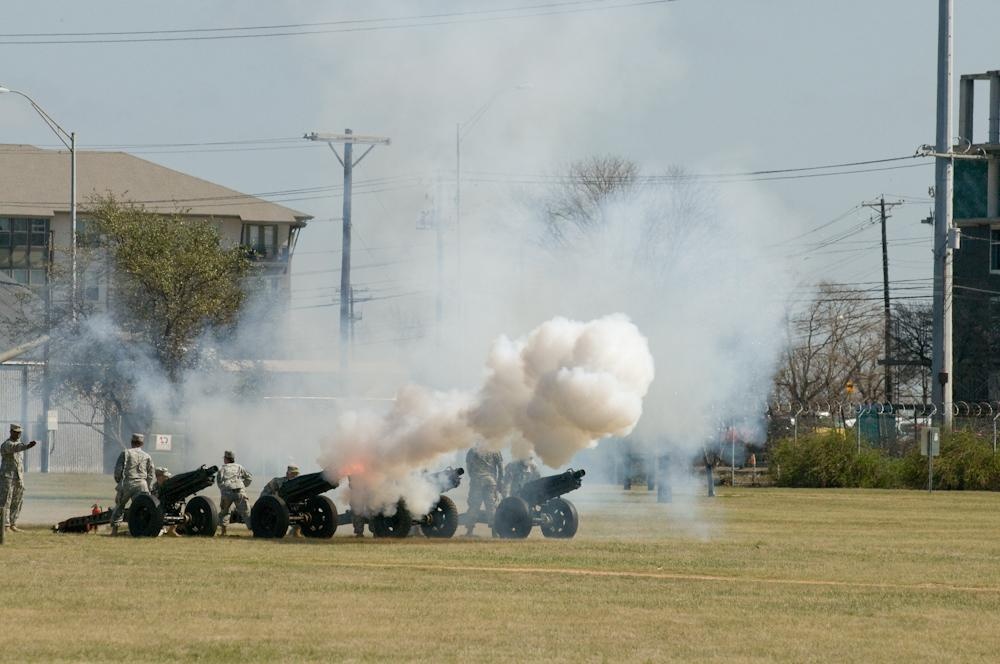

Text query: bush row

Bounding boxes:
[770,430,1000,490]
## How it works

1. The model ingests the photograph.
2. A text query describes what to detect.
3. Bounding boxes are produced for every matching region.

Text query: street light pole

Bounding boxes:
[0,86,77,305]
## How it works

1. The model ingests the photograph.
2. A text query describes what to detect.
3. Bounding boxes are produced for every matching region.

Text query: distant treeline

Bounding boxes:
[771,430,1000,491]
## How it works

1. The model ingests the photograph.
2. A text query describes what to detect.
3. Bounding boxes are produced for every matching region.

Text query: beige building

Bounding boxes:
[0,144,311,297]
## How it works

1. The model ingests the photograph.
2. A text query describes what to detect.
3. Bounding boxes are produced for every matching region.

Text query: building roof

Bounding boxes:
[0,144,311,224]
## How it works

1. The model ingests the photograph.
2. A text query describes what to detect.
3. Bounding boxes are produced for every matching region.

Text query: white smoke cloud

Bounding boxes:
[317,314,654,515]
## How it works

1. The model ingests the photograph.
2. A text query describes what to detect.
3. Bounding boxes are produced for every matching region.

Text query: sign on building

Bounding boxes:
[46,410,58,431]
[155,434,172,452]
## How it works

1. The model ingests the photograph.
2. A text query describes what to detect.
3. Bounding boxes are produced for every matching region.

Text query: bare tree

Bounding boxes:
[890,303,932,402]
[542,155,638,245]
[774,283,884,404]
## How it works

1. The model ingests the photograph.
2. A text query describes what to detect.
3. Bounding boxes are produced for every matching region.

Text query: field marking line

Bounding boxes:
[330,561,1000,594]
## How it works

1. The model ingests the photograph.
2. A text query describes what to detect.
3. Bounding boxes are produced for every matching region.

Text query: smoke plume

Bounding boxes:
[317,314,654,515]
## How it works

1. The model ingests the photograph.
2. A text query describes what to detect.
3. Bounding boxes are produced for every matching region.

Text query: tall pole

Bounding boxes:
[932,0,954,429]
[340,129,353,372]
[880,196,893,403]
[455,123,462,309]
[70,131,77,315]
[304,130,389,374]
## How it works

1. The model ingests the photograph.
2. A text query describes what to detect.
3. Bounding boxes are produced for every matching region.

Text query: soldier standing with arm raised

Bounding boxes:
[109,433,155,535]
[0,423,38,534]
[464,443,503,537]
[217,450,252,536]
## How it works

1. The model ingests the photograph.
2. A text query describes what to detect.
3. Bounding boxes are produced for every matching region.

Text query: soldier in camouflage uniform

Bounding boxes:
[217,450,252,535]
[464,444,503,536]
[151,467,181,536]
[109,433,155,535]
[0,424,37,532]
[260,465,298,497]
[502,456,540,498]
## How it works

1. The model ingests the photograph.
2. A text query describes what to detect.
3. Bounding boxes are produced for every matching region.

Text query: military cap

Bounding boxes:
[287,465,299,474]
[131,433,145,444]
[10,423,22,432]
[155,466,169,476]
[223,450,235,460]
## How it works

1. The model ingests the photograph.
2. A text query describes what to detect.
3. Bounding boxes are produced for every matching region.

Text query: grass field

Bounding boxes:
[4,474,1000,663]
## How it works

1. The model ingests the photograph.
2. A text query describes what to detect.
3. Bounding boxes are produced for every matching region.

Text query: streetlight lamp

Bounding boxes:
[0,85,77,303]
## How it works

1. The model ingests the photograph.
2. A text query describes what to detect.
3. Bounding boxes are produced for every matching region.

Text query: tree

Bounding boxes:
[774,283,884,404]
[890,303,932,402]
[542,155,638,245]
[6,196,253,450]
[86,195,251,381]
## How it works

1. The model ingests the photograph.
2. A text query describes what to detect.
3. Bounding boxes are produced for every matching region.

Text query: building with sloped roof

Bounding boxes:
[0,144,311,294]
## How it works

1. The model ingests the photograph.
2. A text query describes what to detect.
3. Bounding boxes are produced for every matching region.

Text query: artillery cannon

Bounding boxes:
[364,467,465,539]
[493,468,585,539]
[53,506,112,534]
[127,465,220,537]
[250,471,340,539]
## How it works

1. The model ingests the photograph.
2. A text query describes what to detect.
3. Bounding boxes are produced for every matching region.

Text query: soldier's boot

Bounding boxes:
[220,524,227,536]
[110,523,119,536]
[8,524,21,533]
[166,526,180,537]
[292,526,303,538]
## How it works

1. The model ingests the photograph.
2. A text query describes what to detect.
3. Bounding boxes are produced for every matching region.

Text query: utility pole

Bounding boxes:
[304,130,390,372]
[931,0,954,429]
[863,196,903,403]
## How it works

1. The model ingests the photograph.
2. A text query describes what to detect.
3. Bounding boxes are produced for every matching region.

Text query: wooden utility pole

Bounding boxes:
[864,196,903,402]
[304,130,390,371]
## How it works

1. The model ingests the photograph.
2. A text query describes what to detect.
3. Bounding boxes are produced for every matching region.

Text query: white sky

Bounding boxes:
[2,0,999,359]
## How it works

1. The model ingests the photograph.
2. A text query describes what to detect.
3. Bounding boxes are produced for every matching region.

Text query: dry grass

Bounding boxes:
[5,474,1000,662]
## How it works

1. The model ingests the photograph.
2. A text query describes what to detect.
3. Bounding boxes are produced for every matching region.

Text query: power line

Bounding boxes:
[0,0,675,45]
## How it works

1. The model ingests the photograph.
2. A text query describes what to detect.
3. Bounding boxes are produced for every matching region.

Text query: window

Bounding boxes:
[241,224,279,260]
[0,217,49,285]
[992,229,1000,272]
[76,217,102,247]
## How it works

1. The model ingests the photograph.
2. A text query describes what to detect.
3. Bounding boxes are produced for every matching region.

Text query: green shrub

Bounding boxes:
[770,431,902,488]
[900,430,1000,490]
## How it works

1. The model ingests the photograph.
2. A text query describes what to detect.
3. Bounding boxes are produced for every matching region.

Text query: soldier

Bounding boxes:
[109,433,155,535]
[217,450,252,535]
[464,443,503,536]
[502,456,540,498]
[0,424,38,533]
[151,467,180,537]
[261,465,301,537]
[261,465,299,497]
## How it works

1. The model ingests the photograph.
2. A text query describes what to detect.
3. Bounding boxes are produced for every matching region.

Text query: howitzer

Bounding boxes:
[250,471,340,539]
[53,507,112,534]
[493,468,586,539]
[354,467,465,539]
[128,465,220,537]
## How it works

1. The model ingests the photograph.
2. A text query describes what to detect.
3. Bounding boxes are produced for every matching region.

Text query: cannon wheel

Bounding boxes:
[494,496,532,539]
[420,495,459,538]
[251,495,290,539]
[128,493,164,537]
[539,497,579,539]
[184,495,219,537]
[301,495,338,539]
[371,501,412,538]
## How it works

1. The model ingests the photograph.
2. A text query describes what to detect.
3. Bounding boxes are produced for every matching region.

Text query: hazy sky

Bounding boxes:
[2,1,999,353]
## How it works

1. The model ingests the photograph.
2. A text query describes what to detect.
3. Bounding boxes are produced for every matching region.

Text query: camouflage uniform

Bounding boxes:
[465,446,503,534]
[110,440,155,530]
[217,457,253,531]
[502,458,540,498]
[260,476,287,498]
[0,425,36,530]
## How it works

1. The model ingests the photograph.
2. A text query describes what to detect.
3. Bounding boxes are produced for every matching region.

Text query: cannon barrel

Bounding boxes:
[278,471,337,504]
[160,465,218,507]
[515,468,586,507]
[427,466,465,492]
